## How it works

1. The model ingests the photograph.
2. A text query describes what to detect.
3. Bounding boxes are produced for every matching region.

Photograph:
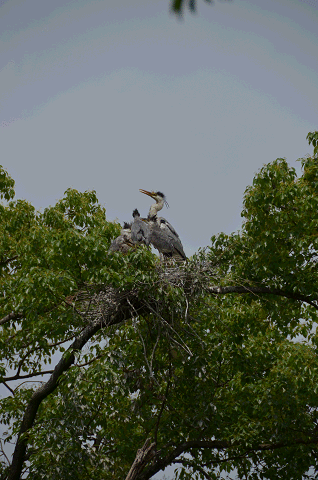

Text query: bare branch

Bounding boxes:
[125,438,156,480]
[3,382,15,396]
[154,373,171,447]
[174,459,213,480]
[139,437,318,479]
[0,255,18,267]
[0,438,11,465]
[145,302,193,357]
[208,285,318,309]
[3,370,54,382]
[139,439,228,480]
[150,325,161,376]
[0,312,21,326]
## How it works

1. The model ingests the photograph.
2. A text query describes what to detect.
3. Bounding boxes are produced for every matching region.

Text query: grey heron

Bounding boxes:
[131,209,151,246]
[139,190,186,261]
[108,222,133,253]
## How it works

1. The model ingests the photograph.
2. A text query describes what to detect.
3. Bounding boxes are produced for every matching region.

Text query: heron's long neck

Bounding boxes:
[148,200,164,217]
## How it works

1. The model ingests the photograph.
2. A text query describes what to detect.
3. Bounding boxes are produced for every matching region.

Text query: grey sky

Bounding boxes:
[1,1,318,477]
[1,0,318,257]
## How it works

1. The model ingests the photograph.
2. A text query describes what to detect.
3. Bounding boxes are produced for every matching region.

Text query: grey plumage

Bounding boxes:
[139,189,186,261]
[108,222,133,253]
[148,215,186,260]
[131,209,151,246]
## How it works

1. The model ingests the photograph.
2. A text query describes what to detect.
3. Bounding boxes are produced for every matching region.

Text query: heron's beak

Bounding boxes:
[139,189,156,199]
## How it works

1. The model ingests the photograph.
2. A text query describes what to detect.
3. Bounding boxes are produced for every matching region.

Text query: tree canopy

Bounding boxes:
[1,133,318,480]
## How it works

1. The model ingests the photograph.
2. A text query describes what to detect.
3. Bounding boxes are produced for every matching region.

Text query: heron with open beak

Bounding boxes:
[139,189,186,261]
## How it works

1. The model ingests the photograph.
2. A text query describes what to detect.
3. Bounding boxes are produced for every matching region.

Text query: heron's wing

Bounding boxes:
[158,219,186,258]
[149,222,186,260]
[170,236,186,260]
[158,217,180,239]
[131,224,140,243]
[131,220,150,245]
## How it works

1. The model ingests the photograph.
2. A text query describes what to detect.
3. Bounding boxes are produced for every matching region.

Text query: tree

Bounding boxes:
[1,133,318,480]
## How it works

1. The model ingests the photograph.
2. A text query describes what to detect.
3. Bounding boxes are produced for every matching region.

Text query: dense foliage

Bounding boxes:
[1,134,318,480]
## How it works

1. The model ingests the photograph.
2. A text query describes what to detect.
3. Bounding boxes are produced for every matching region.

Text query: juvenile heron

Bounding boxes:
[108,222,133,253]
[131,209,151,246]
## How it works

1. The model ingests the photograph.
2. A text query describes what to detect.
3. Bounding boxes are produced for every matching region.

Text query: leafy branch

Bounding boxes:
[6,264,317,480]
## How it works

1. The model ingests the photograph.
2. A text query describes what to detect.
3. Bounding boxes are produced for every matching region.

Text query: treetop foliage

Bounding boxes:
[307,131,318,158]
[0,166,15,202]
[1,134,318,480]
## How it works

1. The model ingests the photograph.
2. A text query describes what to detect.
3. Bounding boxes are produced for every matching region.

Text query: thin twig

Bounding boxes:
[3,382,14,395]
[127,298,155,380]
[150,325,161,375]
[145,302,193,357]
[3,370,54,382]
[0,312,20,326]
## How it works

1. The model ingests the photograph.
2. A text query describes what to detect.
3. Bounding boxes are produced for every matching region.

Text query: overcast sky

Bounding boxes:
[1,1,318,476]
[1,0,318,257]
